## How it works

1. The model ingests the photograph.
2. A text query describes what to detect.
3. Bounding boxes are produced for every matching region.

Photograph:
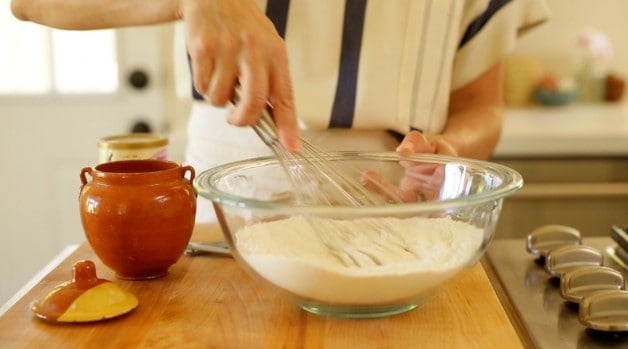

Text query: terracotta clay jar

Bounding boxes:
[79,160,196,280]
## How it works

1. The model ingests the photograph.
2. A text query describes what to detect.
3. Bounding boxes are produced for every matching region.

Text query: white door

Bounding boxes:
[0,11,181,306]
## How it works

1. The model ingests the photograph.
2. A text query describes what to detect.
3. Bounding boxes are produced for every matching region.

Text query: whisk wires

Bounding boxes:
[233,86,404,206]
[255,109,403,206]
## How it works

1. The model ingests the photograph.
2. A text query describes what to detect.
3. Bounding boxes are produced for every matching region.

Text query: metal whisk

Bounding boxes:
[227,88,418,267]
[234,88,404,207]
[247,100,420,266]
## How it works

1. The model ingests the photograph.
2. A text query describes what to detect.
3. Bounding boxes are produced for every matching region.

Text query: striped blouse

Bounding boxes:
[190,0,549,135]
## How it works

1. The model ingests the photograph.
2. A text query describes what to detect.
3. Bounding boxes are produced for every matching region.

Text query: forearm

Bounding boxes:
[439,105,502,160]
[440,62,504,160]
[10,0,181,29]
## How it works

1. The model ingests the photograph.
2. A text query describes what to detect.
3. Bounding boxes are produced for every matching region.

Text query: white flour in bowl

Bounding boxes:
[235,216,484,304]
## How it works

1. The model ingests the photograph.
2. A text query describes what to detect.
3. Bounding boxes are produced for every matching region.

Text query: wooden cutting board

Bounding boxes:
[0,224,524,348]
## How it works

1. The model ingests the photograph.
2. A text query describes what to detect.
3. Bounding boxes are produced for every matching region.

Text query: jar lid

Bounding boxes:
[31,260,139,322]
[98,133,168,150]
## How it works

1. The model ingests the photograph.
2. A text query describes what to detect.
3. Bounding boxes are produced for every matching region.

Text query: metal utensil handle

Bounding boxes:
[230,86,279,146]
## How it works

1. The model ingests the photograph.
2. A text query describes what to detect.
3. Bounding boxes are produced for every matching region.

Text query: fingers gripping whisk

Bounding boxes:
[231,88,404,206]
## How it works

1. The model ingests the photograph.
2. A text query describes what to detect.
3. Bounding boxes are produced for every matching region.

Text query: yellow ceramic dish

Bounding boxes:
[32,260,138,323]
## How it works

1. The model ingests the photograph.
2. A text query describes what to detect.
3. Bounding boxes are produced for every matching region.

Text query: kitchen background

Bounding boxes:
[0,0,626,308]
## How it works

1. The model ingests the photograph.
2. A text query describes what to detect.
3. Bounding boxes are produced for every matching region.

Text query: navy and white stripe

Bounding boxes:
[189,0,548,135]
[459,0,513,48]
[329,0,367,128]
[265,0,290,38]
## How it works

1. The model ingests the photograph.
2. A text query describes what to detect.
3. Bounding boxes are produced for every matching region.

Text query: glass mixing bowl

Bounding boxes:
[193,152,523,318]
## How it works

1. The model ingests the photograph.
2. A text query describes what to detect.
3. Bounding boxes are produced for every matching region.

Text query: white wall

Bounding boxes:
[513,0,628,78]
[0,25,177,310]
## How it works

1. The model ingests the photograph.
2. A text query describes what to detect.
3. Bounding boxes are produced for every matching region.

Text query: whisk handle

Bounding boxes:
[230,86,280,146]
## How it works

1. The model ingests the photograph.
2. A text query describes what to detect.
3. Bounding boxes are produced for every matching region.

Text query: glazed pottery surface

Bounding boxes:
[31,260,138,322]
[79,160,196,280]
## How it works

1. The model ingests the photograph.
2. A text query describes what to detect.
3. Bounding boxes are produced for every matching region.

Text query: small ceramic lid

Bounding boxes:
[31,260,138,323]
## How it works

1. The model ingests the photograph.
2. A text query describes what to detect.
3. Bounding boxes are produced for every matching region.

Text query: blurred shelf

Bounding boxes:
[494,102,628,158]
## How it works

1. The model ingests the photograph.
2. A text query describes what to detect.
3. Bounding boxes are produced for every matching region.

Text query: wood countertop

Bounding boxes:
[0,224,525,349]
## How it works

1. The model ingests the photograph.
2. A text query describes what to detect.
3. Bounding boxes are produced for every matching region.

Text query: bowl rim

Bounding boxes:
[192,151,523,215]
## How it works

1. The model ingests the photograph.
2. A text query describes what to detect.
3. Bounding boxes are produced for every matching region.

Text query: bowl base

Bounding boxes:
[115,270,168,281]
[297,302,419,319]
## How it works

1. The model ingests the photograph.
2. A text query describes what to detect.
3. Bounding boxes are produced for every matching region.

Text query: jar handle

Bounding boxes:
[182,165,195,182]
[80,167,93,188]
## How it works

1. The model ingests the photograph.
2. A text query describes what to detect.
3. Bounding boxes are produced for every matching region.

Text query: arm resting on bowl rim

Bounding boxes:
[398,62,504,161]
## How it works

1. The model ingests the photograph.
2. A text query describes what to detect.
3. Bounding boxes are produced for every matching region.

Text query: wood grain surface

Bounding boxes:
[0,224,523,349]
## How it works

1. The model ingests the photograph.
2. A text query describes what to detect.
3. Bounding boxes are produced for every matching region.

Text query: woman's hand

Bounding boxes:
[396,131,458,157]
[179,0,301,152]
[367,62,504,202]
[360,162,445,203]
[396,62,504,160]
[11,0,302,152]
